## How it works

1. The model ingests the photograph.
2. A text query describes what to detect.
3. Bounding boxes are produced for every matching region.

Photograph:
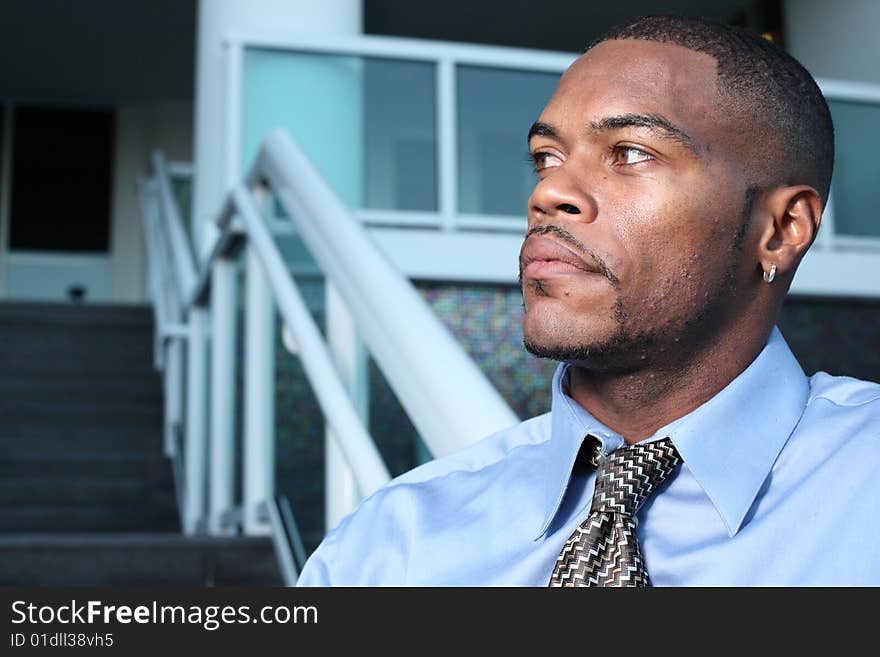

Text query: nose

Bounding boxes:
[528,165,598,225]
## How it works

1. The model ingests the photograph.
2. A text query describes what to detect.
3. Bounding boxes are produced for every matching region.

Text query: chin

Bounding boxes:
[522,309,618,363]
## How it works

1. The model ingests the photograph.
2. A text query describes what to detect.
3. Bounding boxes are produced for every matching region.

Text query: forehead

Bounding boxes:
[542,39,724,144]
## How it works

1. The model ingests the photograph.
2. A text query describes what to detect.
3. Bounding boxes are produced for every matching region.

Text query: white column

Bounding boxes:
[243,244,275,535]
[192,0,363,257]
[325,283,369,532]
[208,259,238,534]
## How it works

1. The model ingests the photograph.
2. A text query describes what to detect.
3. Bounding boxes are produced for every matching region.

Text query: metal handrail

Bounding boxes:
[138,174,186,462]
[137,179,171,368]
[152,151,198,306]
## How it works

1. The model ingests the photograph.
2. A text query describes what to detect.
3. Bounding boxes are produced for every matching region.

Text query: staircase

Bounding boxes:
[0,302,282,586]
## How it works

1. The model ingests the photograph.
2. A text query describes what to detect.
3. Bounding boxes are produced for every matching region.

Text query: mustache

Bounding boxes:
[519,225,619,286]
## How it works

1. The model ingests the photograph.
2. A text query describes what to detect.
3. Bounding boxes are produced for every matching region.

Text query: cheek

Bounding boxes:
[613,197,729,313]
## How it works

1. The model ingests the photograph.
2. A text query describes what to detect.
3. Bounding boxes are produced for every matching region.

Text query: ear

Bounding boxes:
[755,185,823,281]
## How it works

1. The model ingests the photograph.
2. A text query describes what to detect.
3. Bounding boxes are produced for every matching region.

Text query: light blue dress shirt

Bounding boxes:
[297,327,880,586]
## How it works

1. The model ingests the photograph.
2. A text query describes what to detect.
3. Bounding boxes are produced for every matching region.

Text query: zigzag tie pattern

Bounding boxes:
[549,437,682,587]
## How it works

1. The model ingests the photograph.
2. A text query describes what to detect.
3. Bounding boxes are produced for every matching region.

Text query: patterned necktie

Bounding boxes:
[549,437,683,587]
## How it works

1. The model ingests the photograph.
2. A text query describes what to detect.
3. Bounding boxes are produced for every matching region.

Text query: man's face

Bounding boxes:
[520,39,755,372]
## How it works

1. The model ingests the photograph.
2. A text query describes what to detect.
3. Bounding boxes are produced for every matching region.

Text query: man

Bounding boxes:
[298,16,880,586]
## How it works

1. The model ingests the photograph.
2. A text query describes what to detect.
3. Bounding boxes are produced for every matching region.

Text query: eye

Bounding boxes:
[528,150,563,173]
[612,145,654,165]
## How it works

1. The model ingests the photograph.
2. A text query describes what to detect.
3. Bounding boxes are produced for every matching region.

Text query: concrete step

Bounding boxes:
[0,397,163,418]
[1,406,162,437]
[0,452,172,480]
[0,302,179,537]
[0,302,156,377]
[0,302,155,327]
[0,503,181,534]
[0,349,155,377]
[0,373,162,403]
[0,534,282,586]
[0,473,174,505]
[0,424,164,448]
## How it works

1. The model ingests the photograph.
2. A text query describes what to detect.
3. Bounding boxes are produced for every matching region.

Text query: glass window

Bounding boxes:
[456,66,559,216]
[243,49,437,212]
[827,99,880,238]
[363,58,437,212]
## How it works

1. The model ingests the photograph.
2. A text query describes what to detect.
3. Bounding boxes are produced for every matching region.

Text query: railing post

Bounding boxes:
[183,306,209,535]
[208,259,238,535]
[325,283,368,532]
[243,242,275,535]
[164,339,185,458]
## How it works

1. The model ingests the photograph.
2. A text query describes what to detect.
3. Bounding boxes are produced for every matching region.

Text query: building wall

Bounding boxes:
[110,101,193,303]
[784,0,880,83]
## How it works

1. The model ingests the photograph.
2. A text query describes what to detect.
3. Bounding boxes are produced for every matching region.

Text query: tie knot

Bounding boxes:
[589,437,683,517]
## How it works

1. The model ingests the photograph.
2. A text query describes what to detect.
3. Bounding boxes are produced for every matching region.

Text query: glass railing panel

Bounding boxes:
[271,228,327,554]
[170,175,193,238]
[273,287,326,554]
[368,356,430,477]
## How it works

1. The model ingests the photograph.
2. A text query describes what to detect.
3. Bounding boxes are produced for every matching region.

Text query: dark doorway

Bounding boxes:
[9,106,114,253]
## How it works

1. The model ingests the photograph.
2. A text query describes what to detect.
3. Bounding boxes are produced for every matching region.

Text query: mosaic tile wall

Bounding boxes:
[271,282,880,553]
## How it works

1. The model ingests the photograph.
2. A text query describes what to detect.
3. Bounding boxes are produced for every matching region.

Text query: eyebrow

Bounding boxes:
[527,121,558,143]
[527,113,700,156]
[590,113,698,154]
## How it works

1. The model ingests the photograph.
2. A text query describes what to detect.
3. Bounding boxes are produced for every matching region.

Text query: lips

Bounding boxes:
[520,235,603,279]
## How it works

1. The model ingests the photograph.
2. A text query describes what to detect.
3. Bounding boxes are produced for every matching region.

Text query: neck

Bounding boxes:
[568,326,772,444]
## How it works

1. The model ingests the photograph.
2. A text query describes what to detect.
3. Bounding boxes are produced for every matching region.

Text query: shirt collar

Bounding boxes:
[535,326,810,540]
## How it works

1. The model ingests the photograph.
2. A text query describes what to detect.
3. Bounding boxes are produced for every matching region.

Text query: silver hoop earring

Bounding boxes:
[763,263,777,284]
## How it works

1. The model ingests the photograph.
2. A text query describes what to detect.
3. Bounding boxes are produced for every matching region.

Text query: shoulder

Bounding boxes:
[389,412,552,487]
[780,372,880,491]
[296,413,552,586]
[805,371,880,430]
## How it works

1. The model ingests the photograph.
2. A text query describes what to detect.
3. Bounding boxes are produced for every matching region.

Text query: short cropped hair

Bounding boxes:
[588,16,835,205]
